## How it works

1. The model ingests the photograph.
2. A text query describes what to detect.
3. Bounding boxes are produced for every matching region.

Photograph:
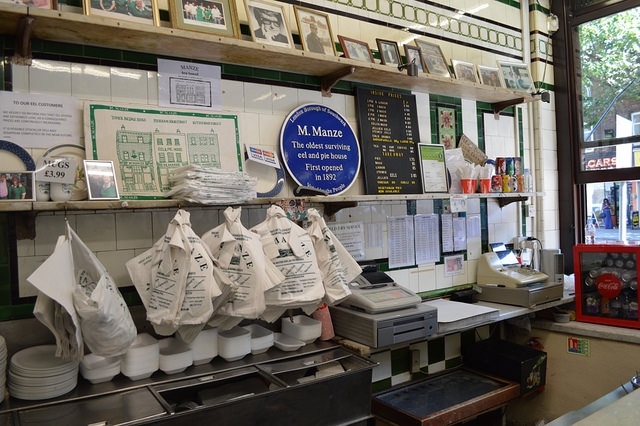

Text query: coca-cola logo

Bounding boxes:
[596,273,622,299]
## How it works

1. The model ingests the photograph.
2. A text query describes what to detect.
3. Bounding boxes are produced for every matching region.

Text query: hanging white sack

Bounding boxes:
[67,223,137,357]
[250,205,325,321]
[29,235,84,362]
[201,206,284,323]
[306,208,361,305]
[126,209,232,338]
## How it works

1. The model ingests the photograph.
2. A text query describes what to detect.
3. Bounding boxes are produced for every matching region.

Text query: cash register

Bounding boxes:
[330,271,438,348]
[475,248,563,307]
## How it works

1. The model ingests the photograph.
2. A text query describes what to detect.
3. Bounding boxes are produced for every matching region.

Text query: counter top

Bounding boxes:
[531,318,640,345]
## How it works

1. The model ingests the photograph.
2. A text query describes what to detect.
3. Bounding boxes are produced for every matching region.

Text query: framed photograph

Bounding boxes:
[245,0,293,48]
[84,0,159,26]
[497,61,535,92]
[415,39,451,78]
[84,160,120,200]
[403,45,425,73]
[4,0,53,8]
[294,6,336,56]
[478,65,502,87]
[376,39,401,66]
[169,0,240,38]
[451,60,479,84]
[0,171,34,201]
[338,35,374,63]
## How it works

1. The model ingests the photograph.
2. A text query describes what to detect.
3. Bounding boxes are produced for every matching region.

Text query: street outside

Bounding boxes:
[594,224,640,243]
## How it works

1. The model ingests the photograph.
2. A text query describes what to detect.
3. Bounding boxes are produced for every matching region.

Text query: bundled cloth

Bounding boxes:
[126,209,235,343]
[165,165,257,205]
[250,205,326,322]
[28,222,137,361]
[201,206,284,329]
[306,208,360,305]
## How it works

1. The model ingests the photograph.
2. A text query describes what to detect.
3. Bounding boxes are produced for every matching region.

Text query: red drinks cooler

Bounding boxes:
[574,243,640,328]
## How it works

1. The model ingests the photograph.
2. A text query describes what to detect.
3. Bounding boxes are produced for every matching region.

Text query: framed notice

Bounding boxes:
[418,143,448,193]
[355,87,422,195]
[84,102,241,200]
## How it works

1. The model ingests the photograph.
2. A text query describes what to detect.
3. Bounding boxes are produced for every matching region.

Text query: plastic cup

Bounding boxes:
[461,179,476,194]
[479,178,491,194]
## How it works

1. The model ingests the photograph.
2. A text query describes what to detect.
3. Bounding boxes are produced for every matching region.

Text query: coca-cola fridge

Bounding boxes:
[574,243,640,328]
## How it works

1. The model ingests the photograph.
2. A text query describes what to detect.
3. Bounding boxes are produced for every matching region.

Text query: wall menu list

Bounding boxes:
[355,87,422,194]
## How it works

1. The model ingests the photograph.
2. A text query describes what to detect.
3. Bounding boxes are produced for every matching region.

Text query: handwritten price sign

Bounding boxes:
[35,156,77,184]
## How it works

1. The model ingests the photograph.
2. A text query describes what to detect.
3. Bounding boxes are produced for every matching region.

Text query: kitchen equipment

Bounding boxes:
[217,326,251,362]
[340,271,422,314]
[474,281,564,308]
[330,302,437,348]
[540,248,565,285]
[281,315,321,344]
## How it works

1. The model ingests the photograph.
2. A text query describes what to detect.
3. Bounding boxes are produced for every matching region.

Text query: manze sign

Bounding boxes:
[280,104,360,195]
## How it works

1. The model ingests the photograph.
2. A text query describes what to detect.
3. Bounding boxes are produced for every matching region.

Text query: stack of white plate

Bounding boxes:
[0,336,6,404]
[8,345,78,401]
[120,333,159,381]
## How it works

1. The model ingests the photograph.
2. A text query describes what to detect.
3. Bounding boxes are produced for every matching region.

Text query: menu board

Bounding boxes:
[355,87,422,194]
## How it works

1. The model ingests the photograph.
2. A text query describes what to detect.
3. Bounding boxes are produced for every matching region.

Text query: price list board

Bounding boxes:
[355,87,422,194]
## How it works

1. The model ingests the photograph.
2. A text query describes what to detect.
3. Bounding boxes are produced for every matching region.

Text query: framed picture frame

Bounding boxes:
[245,0,294,48]
[376,39,401,66]
[478,65,502,87]
[338,35,374,63]
[83,0,160,26]
[84,160,120,200]
[294,6,336,56]
[418,143,448,193]
[415,39,451,78]
[497,61,535,92]
[451,60,479,84]
[169,0,240,38]
[403,45,425,73]
[3,0,53,8]
[0,171,34,201]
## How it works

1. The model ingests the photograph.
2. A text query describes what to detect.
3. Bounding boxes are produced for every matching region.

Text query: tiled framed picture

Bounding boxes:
[245,0,294,48]
[497,61,535,92]
[338,35,374,63]
[451,60,479,84]
[169,0,240,38]
[294,6,336,56]
[478,65,502,87]
[415,39,451,78]
[84,0,159,26]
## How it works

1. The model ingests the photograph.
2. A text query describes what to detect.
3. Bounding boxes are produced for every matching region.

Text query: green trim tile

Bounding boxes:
[371,378,392,393]
[391,346,411,376]
[427,336,445,363]
[445,356,463,369]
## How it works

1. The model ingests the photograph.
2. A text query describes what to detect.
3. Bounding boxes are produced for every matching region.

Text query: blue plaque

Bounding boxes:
[280,104,360,195]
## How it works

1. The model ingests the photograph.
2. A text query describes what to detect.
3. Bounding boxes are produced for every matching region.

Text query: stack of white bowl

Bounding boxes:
[242,324,274,355]
[217,326,251,362]
[158,338,193,374]
[120,333,159,381]
[188,328,218,365]
[281,315,322,344]
[0,336,6,404]
[8,345,78,400]
[80,353,121,384]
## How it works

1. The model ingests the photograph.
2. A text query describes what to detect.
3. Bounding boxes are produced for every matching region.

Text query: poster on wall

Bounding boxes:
[84,102,241,200]
[355,87,422,194]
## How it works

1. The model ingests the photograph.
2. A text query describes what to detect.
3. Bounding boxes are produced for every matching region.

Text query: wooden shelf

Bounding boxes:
[0,192,542,213]
[0,4,537,105]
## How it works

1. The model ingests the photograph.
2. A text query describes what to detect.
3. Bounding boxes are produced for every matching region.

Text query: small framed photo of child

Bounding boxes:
[84,160,120,200]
